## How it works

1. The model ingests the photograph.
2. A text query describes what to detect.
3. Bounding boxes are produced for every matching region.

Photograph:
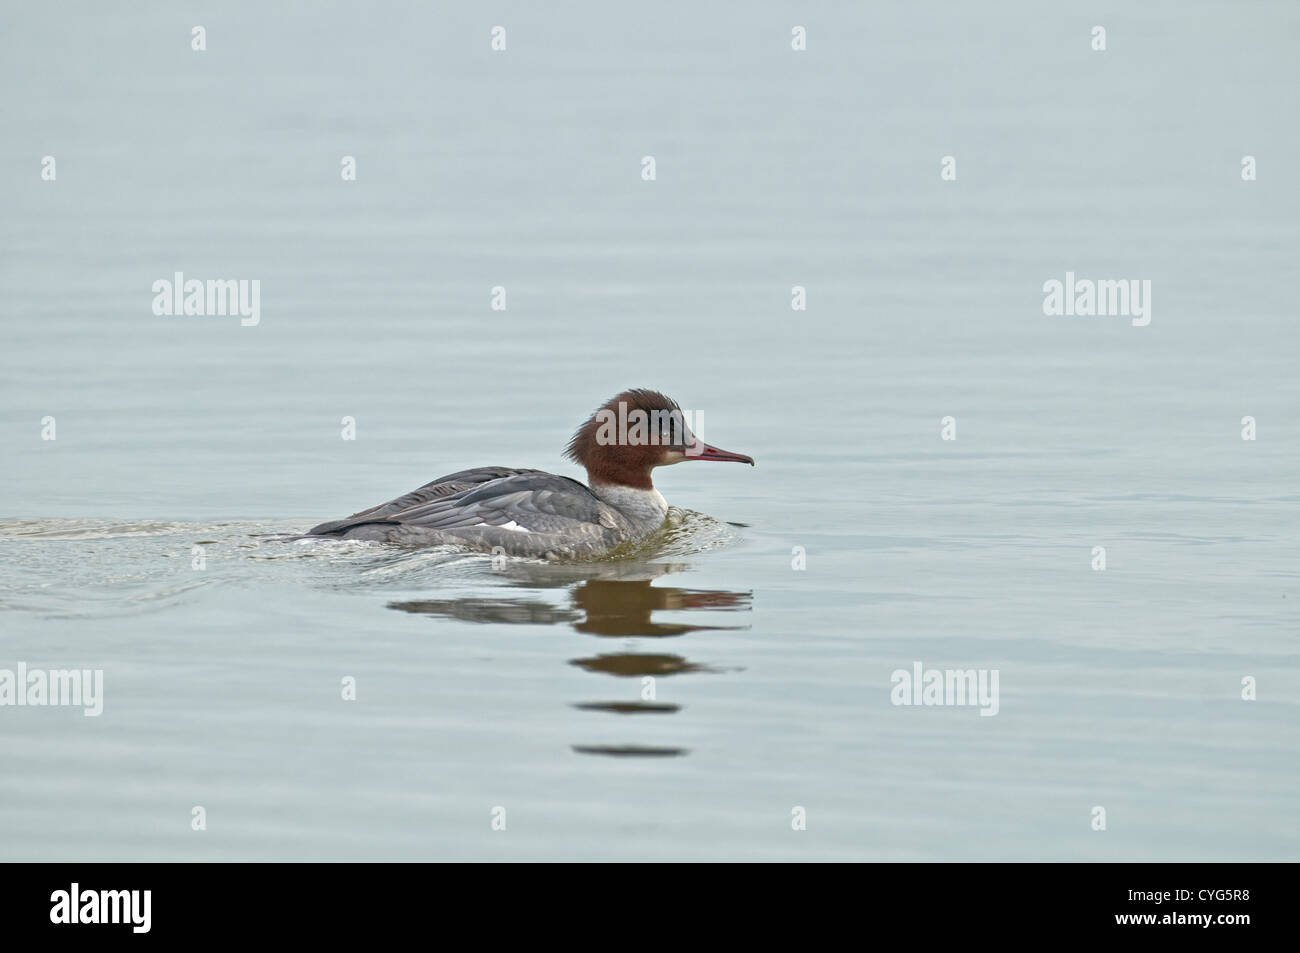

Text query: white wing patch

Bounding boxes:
[497,521,531,533]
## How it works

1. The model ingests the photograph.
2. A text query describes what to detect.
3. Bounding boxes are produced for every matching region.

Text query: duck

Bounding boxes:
[304,389,754,559]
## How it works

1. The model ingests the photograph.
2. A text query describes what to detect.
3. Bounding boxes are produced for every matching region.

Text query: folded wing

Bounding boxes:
[306,467,613,537]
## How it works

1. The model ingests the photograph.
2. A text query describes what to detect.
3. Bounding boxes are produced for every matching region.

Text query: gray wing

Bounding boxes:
[306,467,614,537]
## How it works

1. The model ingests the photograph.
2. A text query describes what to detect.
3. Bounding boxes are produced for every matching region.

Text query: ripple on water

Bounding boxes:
[259,507,741,583]
[0,519,200,541]
[0,509,745,614]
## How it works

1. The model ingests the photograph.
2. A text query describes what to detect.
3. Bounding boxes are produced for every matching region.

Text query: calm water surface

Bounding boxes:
[1,1,1297,860]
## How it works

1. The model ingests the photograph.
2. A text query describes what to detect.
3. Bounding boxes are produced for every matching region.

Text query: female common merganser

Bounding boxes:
[304,389,754,559]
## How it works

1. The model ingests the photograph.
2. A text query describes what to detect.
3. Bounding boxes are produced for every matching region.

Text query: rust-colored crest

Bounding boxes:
[565,389,685,488]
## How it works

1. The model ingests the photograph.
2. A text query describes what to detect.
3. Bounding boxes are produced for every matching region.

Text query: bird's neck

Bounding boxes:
[589,481,669,527]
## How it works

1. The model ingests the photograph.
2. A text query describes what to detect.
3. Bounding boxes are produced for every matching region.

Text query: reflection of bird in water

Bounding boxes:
[572,579,749,637]
[386,565,751,758]
[573,701,679,714]
[387,570,750,639]
[570,745,687,758]
[568,652,716,678]
[387,597,581,627]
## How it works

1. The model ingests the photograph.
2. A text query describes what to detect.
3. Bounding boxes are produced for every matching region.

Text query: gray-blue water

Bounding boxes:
[1,1,1297,860]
